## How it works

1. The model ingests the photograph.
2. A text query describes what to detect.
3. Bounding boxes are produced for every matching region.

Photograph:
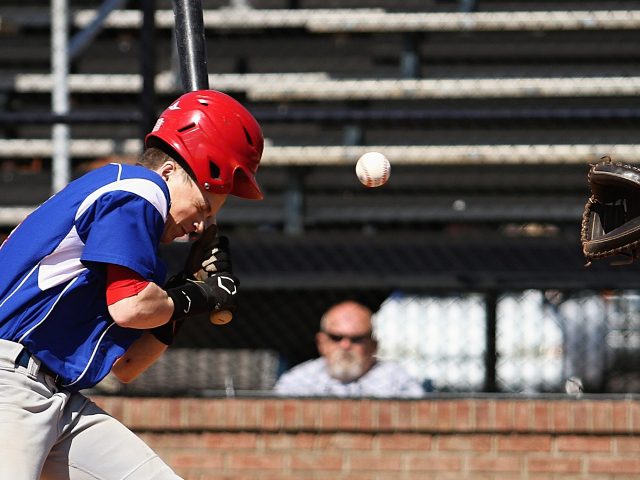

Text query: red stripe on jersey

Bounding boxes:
[106,264,150,305]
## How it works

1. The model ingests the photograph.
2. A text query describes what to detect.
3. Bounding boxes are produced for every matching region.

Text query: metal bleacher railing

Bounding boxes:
[1,7,640,159]
[6,5,640,32]
[1,139,639,165]
[68,8,640,32]
[0,3,634,227]
[7,72,640,99]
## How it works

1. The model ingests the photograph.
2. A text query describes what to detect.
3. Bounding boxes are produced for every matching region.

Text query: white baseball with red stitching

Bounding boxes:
[356,152,391,188]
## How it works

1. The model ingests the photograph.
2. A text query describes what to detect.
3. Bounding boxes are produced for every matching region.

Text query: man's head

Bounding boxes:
[316,301,378,383]
[139,148,227,243]
[141,90,264,243]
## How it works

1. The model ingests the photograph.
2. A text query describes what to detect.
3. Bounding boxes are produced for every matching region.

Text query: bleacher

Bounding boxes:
[3,0,640,393]
[4,1,640,231]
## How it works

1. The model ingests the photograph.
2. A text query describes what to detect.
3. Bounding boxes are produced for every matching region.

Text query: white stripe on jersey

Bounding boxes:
[64,321,118,388]
[38,175,167,291]
[38,226,86,290]
[76,177,169,221]
[18,277,79,343]
[0,265,38,309]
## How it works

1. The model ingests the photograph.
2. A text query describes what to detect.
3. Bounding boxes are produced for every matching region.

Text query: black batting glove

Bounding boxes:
[151,273,239,345]
[153,233,236,345]
[149,273,240,345]
[150,274,190,345]
[163,271,189,290]
[200,235,232,275]
[184,224,218,278]
[149,319,185,346]
[167,273,239,321]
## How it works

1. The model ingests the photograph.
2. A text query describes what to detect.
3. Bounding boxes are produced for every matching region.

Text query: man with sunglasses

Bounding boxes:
[274,300,424,397]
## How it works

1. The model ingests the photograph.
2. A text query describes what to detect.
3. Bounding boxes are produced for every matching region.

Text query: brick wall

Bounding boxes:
[93,396,640,479]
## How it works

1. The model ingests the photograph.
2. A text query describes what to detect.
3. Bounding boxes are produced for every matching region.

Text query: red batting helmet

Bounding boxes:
[145,90,264,199]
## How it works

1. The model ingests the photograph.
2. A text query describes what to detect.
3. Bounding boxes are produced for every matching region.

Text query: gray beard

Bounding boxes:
[327,350,368,383]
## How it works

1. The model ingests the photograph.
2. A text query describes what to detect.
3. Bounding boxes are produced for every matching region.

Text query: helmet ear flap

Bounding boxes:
[201,160,226,192]
[229,166,263,200]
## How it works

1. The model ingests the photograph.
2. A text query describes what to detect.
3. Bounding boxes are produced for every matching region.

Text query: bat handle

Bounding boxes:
[210,310,232,325]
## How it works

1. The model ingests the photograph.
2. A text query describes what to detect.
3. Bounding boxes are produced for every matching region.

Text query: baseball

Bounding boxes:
[356,152,391,187]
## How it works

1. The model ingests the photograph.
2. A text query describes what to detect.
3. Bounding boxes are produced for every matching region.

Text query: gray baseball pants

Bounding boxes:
[0,339,182,480]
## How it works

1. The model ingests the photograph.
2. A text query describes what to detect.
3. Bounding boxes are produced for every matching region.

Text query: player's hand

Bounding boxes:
[166,273,239,321]
[184,223,218,277]
[198,273,239,312]
[200,235,232,275]
[149,319,185,346]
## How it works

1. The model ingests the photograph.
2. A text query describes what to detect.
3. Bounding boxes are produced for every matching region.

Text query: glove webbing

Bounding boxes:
[581,197,640,264]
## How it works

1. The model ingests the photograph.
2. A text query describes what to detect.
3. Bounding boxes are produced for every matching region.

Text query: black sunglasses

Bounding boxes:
[323,331,372,344]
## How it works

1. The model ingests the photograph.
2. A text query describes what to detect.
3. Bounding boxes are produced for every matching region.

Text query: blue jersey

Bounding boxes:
[0,163,170,391]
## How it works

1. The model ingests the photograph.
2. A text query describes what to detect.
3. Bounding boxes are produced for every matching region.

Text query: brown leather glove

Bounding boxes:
[581,157,640,265]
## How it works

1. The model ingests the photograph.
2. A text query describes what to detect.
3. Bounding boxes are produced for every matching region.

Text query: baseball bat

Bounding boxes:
[172,0,209,92]
[172,0,231,325]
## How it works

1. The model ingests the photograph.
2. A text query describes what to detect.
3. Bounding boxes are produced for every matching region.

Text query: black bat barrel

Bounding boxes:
[172,0,209,91]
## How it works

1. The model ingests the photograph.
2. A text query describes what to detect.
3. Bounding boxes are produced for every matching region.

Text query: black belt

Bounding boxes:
[16,349,62,385]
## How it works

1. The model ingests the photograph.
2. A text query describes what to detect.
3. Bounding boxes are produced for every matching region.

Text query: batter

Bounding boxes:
[0,90,263,479]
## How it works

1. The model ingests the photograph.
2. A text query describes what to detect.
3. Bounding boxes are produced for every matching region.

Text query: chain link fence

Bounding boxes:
[87,286,640,397]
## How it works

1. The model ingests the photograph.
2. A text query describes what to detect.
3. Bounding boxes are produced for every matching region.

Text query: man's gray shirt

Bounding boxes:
[274,358,425,398]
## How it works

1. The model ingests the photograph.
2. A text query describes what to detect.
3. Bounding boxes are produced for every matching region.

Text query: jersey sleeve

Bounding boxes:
[76,189,167,282]
[105,264,150,305]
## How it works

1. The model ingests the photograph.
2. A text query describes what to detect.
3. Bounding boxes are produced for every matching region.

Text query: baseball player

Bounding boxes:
[0,90,263,479]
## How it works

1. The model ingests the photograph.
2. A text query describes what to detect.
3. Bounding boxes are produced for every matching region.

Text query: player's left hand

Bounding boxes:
[149,319,185,346]
[200,235,232,275]
[184,223,218,277]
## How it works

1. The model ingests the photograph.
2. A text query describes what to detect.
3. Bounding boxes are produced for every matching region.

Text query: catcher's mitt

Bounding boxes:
[581,157,640,265]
